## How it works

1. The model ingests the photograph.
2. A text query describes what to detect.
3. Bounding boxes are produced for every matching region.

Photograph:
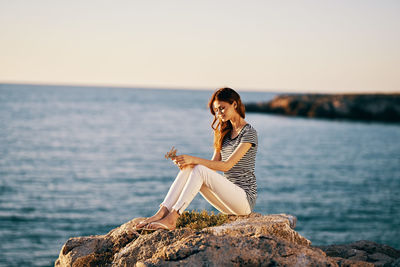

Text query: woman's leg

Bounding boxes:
[172,164,251,216]
[160,168,192,211]
[199,185,245,215]
[146,165,251,230]
[136,168,192,228]
[198,184,232,214]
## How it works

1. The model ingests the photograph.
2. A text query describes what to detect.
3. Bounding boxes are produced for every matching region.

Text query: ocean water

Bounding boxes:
[0,84,399,266]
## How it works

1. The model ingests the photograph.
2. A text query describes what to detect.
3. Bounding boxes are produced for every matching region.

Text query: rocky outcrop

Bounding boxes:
[55,213,400,266]
[245,93,400,123]
[318,240,400,267]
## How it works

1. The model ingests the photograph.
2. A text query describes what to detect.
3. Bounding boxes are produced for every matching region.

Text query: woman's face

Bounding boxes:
[213,100,237,122]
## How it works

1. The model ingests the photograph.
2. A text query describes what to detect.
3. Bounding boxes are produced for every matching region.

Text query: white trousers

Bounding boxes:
[161,164,251,215]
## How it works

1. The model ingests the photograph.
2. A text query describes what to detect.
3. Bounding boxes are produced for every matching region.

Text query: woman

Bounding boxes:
[136,87,258,231]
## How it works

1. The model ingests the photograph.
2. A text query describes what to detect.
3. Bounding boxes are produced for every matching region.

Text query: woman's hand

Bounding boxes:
[173,155,196,169]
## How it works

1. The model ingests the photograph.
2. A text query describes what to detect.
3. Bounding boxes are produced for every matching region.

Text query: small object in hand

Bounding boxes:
[165,146,177,160]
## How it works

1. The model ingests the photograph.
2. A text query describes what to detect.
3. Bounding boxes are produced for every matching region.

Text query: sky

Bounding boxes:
[1,0,399,93]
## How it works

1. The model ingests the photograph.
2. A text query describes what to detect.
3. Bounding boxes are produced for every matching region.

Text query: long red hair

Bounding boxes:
[208,87,246,152]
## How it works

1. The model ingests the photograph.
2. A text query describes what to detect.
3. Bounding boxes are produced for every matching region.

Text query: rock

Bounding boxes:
[245,93,400,123]
[55,217,142,267]
[317,240,400,266]
[55,213,400,266]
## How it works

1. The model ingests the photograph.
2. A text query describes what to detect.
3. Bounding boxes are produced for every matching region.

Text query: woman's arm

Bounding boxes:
[174,142,252,172]
[174,149,221,170]
[211,149,221,161]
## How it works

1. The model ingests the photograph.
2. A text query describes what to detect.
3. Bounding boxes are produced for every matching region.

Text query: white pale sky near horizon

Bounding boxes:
[0,0,399,93]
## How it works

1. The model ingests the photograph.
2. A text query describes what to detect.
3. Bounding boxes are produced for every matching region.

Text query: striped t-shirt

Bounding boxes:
[220,123,258,211]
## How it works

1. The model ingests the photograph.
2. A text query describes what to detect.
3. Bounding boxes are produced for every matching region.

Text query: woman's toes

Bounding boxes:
[136,220,150,229]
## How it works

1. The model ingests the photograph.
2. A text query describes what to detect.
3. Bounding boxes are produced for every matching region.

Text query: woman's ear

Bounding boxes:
[233,101,238,109]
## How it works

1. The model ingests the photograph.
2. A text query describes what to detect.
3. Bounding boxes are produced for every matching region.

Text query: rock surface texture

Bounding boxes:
[55,213,400,266]
[318,241,400,267]
[245,93,400,123]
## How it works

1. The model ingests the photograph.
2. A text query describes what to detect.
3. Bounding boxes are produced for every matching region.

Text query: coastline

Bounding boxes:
[245,93,400,123]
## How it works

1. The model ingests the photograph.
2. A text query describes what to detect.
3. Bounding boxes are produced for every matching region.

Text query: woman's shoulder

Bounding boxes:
[244,123,257,134]
[240,123,258,141]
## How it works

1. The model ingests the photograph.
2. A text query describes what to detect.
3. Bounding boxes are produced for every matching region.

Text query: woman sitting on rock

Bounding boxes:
[136,87,258,231]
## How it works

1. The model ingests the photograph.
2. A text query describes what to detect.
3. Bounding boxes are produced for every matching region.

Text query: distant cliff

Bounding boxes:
[55,213,400,266]
[245,93,400,122]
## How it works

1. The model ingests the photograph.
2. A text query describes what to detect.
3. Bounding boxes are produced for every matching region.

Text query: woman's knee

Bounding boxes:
[192,164,210,177]
[192,164,204,173]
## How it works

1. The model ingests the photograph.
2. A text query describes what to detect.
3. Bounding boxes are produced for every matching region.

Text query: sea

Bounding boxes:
[0,83,399,266]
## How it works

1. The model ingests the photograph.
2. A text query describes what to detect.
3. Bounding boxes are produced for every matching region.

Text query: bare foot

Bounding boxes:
[147,210,179,230]
[136,206,169,229]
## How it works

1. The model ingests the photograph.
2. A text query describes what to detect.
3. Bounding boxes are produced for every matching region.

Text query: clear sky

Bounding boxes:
[1,0,399,93]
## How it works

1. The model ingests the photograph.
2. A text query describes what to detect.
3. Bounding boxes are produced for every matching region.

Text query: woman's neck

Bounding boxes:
[230,116,246,131]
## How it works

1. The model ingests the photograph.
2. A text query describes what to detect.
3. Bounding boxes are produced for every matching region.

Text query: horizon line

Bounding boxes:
[1,80,398,95]
[0,80,286,93]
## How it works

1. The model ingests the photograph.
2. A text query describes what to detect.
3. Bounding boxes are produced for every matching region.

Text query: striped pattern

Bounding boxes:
[221,124,258,211]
